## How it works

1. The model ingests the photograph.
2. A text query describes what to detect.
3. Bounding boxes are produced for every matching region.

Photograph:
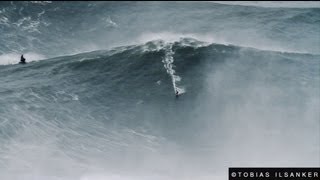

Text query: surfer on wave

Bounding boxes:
[175,90,179,98]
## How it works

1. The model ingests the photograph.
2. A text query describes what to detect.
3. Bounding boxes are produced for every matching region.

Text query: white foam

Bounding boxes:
[0,16,9,25]
[13,16,41,33]
[30,1,52,5]
[104,16,118,28]
[136,31,319,54]
[0,52,46,65]
[162,44,186,94]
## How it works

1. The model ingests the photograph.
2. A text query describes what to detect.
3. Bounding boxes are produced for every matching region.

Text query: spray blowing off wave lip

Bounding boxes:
[135,32,320,55]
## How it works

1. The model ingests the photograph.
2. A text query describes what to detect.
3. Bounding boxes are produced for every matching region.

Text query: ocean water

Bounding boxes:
[0,1,319,180]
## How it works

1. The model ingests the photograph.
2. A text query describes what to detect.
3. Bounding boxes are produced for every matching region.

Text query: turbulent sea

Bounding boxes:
[0,1,319,180]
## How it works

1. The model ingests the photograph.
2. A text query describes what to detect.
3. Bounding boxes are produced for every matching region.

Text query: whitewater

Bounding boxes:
[0,1,319,180]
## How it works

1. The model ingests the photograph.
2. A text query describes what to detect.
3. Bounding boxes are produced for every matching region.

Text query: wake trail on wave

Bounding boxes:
[162,43,185,95]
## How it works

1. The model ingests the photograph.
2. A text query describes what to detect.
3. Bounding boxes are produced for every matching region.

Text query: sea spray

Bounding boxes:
[162,44,185,95]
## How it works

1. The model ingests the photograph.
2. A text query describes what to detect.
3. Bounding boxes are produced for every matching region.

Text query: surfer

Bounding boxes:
[19,54,26,64]
[175,90,179,98]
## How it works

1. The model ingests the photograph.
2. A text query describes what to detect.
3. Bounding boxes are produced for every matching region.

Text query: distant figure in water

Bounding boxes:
[175,90,179,98]
[19,54,26,64]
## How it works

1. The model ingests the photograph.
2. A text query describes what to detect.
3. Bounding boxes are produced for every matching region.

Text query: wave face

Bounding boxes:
[0,2,319,180]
